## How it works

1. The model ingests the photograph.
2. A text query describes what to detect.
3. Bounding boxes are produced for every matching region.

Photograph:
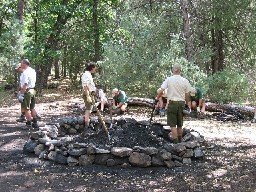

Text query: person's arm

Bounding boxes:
[198,99,203,108]
[20,74,28,94]
[156,88,164,100]
[185,93,191,109]
[82,73,92,103]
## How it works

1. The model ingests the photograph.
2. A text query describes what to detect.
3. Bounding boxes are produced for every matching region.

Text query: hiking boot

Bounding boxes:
[159,109,166,116]
[153,108,160,115]
[16,116,26,122]
[32,123,39,129]
[21,124,32,130]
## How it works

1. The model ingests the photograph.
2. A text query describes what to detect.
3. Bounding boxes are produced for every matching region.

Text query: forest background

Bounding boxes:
[0,0,255,105]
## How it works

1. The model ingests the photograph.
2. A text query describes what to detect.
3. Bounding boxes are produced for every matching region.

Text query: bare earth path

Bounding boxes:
[0,92,255,192]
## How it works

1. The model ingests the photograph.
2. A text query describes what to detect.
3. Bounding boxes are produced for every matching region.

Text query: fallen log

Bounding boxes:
[205,102,255,117]
[127,97,155,108]
[126,97,255,118]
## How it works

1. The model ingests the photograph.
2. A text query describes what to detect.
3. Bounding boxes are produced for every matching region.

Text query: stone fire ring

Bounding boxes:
[23,116,205,168]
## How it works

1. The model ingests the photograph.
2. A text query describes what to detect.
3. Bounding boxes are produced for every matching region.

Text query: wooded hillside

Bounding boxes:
[0,0,255,105]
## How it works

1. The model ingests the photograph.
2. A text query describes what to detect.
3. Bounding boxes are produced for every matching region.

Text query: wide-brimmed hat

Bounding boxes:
[112,88,118,95]
[15,63,21,70]
[190,88,196,96]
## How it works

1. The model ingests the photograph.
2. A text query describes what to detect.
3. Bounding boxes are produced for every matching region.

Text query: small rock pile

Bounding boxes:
[23,116,205,168]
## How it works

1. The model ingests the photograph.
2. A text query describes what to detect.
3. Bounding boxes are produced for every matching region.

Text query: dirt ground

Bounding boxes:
[0,90,256,192]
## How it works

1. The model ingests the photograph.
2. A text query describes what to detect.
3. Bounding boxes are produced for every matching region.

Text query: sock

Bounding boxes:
[32,118,37,124]
[84,122,89,129]
[26,121,32,127]
[178,136,182,143]
[21,112,25,117]
[173,138,178,144]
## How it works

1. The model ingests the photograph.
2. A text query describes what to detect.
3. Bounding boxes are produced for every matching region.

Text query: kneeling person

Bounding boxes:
[190,87,206,112]
[112,88,128,115]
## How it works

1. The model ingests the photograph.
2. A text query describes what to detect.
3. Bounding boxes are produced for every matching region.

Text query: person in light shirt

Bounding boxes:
[156,64,192,143]
[15,63,41,123]
[155,88,169,116]
[81,62,97,136]
[19,59,39,130]
[95,88,109,113]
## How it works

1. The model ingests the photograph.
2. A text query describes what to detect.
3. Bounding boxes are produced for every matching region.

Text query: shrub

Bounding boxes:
[207,69,249,103]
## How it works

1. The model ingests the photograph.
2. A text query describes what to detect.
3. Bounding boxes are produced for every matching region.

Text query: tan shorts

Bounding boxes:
[82,92,94,111]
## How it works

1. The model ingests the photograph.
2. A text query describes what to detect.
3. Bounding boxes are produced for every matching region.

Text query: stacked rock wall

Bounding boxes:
[23,116,205,168]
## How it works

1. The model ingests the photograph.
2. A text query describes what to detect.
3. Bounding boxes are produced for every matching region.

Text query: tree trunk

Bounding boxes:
[54,59,60,79]
[17,0,24,21]
[211,26,224,73]
[92,0,100,62]
[37,0,72,94]
[180,0,193,62]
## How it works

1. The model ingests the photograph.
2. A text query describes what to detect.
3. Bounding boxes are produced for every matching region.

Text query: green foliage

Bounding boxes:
[0,19,24,84]
[207,69,249,103]
[102,31,208,98]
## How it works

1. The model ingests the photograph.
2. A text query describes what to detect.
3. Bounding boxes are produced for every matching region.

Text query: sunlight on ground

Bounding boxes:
[0,138,26,151]
[0,171,28,177]
[44,93,61,97]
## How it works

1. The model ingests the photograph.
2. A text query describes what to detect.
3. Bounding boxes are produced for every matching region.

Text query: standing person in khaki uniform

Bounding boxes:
[15,63,41,122]
[81,62,97,136]
[156,64,192,143]
[19,59,39,130]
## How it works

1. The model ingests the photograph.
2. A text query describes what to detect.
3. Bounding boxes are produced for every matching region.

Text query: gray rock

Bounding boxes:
[23,139,38,153]
[194,147,204,158]
[67,156,79,166]
[183,158,192,164]
[94,154,114,165]
[79,154,95,166]
[182,149,194,158]
[164,160,176,168]
[111,147,133,157]
[129,152,151,167]
[151,156,165,166]
[34,144,45,156]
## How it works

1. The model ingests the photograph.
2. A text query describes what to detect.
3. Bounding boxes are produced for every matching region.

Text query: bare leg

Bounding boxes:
[177,127,183,143]
[191,101,197,111]
[100,100,104,111]
[201,102,206,112]
[171,127,178,143]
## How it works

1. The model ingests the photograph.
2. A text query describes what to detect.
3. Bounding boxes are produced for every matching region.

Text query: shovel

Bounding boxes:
[149,98,157,124]
[91,95,111,141]
[109,102,113,129]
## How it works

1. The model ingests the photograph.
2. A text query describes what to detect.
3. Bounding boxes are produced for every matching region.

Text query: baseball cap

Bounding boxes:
[15,63,21,70]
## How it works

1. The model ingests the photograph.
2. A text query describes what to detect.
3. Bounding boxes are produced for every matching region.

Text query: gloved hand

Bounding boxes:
[17,91,21,99]
[112,105,118,110]
[95,102,100,107]
[197,106,201,112]
[18,94,24,103]
[86,96,92,103]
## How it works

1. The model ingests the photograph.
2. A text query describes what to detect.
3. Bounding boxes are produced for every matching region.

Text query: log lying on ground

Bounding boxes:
[127,97,155,108]
[205,102,255,117]
[127,97,255,118]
